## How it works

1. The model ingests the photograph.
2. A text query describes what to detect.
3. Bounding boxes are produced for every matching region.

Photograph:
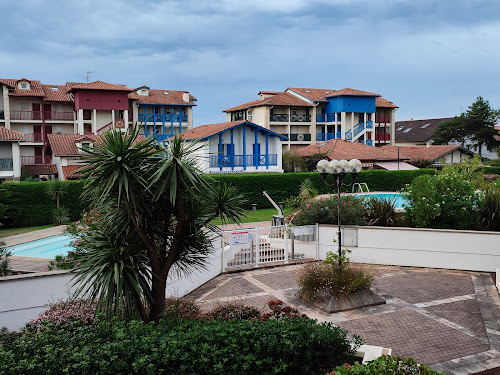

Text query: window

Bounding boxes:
[403,127,412,133]
[50,87,59,91]
[139,89,148,96]
[18,82,30,90]
[292,108,298,115]
[397,126,405,131]
[421,123,431,128]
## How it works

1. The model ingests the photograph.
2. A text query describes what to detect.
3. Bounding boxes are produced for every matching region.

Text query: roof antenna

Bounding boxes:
[84,71,96,83]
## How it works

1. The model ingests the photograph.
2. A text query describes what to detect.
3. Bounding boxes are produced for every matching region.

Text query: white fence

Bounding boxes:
[1,224,499,330]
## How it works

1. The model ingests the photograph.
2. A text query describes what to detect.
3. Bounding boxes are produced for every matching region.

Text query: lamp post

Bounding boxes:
[316,159,362,267]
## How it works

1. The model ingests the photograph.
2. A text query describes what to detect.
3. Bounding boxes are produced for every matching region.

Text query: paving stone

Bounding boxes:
[252,269,300,290]
[204,277,264,300]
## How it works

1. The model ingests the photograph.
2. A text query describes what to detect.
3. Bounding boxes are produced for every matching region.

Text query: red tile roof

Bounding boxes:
[41,84,73,102]
[258,91,281,95]
[135,89,197,106]
[62,165,86,180]
[376,97,399,108]
[326,88,381,97]
[381,145,466,163]
[67,80,132,92]
[0,78,44,97]
[174,120,286,141]
[21,164,57,175]
[223,92,312,112]
[295,139,402,162]
[0,127,26,141]
[286,88,333,102]
[47,133,147,157]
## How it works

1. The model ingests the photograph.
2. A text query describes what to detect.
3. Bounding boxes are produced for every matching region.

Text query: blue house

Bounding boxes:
[176,120,287,173]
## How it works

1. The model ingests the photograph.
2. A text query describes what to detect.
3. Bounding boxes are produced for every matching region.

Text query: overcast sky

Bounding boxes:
[1,0,499,126]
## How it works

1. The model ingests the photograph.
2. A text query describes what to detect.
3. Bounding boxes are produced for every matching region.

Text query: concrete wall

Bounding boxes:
[318,225,500,272]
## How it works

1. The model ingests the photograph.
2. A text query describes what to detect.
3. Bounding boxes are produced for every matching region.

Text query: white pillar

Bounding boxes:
[12,142,21,179]
[124,110,129,131]
[111,110,115,130]
[340,112,347,139]
[92,109,97,134]
[77,109,84,135]
[3,85,11,129]
[187,106,193,130]
[311,106,317,142]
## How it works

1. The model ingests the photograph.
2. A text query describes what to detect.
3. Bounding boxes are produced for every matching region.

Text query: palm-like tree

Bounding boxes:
[72,129,245,322]
[46,179,68,209]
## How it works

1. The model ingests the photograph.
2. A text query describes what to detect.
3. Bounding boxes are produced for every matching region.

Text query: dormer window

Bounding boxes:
[18,82,30,90]
[50,87,59,91]
[79,141,93,153]
[138,89,149,96]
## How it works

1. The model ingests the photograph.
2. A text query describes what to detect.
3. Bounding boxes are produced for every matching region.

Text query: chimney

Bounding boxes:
[183,92,190,103]
[410,117,413,121]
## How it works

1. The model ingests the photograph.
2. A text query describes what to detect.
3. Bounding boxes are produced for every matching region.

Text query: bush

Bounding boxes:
[292,195,367,226]
[282,152,306,172]
[205,302,262,321]
[25,299,98,333]
[330,355,443,374]
[2,318,360,375]
[0,181,87,228]
[402,173,479,229]
[478,187,500,231]
[0,240,11,276]
[162,298,201,320]
[365,196,398,227]
[298,250,373,301]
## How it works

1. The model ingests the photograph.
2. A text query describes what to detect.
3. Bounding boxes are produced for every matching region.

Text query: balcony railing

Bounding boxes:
[291,114,311,122]
[20,155,52,165]
[289,133,311,142]
[10,110,41,120]
[0,110,4,120]
[365,120,373,129]
[0,158,13,171]
[209,154,278,168]
[24,133,44,142]
[270,114,289,122]
[365,139,373,146]
[316,133,340,141]
[44,111,74,121]
[138,114,188,123]
[376,116,391,123]
[375,133,391,141]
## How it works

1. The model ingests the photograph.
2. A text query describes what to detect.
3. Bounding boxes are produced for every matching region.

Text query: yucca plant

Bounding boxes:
[46,179,68,209]
[479,187,500,231]
[0,239,11,276]
[365,196,398,227]
[299,178,318,199]
[52,205,69,225]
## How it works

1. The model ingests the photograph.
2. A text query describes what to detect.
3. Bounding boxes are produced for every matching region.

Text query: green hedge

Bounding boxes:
[0,181,87,228]
[484,166,500,175]
[1,318,358,375]
[208,169,435,209]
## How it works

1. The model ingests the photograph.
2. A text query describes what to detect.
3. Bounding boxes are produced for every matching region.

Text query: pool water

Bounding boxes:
[8,235,75,259]
[352,192,407,210]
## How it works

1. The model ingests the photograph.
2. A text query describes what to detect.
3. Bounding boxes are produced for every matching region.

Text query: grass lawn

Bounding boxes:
[211,207,297,225]
[0,224,56,238]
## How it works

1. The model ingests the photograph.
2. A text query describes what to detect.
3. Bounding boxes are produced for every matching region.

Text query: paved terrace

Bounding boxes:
[186,263,500,375]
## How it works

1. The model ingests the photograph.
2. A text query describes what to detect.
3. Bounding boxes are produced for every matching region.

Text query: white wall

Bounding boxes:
[318,225,500,272]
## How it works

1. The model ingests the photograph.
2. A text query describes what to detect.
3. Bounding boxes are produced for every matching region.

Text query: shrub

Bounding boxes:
[298,250,373,301]
[1,318,360,375]
[263,299,306,320]
[162,298,201,320]
[52,205,69,225]
[304,153,328,172]
[0,327,22,347]
[283,152,306,172]
[330,355,443,374]
[0,240,11,276]
[205,302,262,321]
[292,195,367,226]
[365,196,398,227]
[47,247,86,271]
[25,299,98,333]
[402,172,479,229]
[478,187,500,231]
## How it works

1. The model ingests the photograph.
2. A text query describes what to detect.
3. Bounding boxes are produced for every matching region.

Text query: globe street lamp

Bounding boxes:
[316,159,362,267]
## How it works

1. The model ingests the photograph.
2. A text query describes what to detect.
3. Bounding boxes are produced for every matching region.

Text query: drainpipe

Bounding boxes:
[42,96,46,162]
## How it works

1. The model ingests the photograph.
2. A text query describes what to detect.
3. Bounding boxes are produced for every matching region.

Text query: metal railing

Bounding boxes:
[270,114,289,122]
[10,110,42,120]
[316,133,338,141]
[138,114,188,122]
[209,154,278,168]
[24,133,44,142]
[365,139,373,146]
[353,122,365,138]
[20,155,52,165]
[289,133,311,141]
[44,111,74,121]
[290,114,311,122]
[0,158,13,171]
[376,116,391,123]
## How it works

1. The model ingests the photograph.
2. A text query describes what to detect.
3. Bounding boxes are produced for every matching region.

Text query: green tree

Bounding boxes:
[72,129,245,323]
[46,179,68,209]
[433,96,499,157]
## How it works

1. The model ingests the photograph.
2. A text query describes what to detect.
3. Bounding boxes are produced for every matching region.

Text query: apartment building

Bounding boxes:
[223,87,397,151]
[0,78,196,180]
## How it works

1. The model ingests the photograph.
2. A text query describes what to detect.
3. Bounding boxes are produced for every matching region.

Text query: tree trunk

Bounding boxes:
[149,266,168,323]
[56,193,60,209]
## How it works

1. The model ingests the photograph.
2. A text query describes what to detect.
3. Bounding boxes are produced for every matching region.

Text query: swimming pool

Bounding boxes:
[8,235,75,259]
[351,192,407,210]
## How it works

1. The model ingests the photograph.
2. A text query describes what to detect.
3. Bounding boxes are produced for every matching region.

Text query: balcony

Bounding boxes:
[270,114,289,122]
[44,111,74,121]
[0,158,13,171]
[289,133,311,142]
[375,133,391,142]
[365,139,373,146]
[138,114,188,123]
[10,110,41,121]
[316,133,340,141]
[24,133,44,142]
[209,154,278,168]
[376,116,391,123]
[20,155,52,165]
[291,114,311,122]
